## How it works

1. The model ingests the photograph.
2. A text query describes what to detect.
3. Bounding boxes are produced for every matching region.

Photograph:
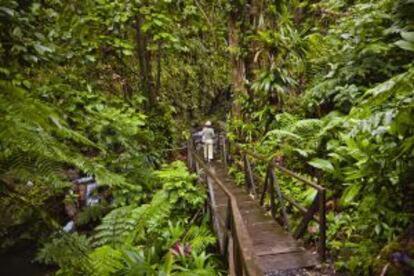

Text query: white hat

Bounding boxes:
[205,121,212,126]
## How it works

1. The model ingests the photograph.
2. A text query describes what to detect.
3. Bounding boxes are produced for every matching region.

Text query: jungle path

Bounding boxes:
[187,141,322,275]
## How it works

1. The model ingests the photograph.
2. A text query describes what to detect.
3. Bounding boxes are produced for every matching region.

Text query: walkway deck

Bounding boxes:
[209,160,319,275]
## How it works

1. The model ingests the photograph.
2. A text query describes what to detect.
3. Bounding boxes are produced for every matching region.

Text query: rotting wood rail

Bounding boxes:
[187,135,325,275]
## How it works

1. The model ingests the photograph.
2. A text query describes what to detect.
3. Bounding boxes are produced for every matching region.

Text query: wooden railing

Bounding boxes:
[187,139,263,276]
[219,136,327,261]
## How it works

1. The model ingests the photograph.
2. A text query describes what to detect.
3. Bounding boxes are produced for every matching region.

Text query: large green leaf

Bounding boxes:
[395,40,414,51]
[401,32,414,42]
[308,158,335,173]
[339,184,362,207]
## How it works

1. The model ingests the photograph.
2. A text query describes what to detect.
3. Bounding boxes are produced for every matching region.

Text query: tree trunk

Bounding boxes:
[244,0,261,98]
[229,10,246,118]
[135,12,156,108]
[156,40,161,94]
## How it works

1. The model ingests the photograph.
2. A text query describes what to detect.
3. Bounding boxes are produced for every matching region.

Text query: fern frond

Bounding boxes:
[290,119,323,139]
[36,233,91,274]
[93,206,136,248]
[183,225,216,253]
[93,190,172,247]
[153,161,195,183]
[129,191,171,242]
[121,247,157,275]
[275,112,299,129]
[262,129,301,142]
[89,245,124,276]
[0,82,134,189]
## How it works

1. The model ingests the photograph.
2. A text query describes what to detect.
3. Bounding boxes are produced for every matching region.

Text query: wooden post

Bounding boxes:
[294,193,320,239]
[187,140,193,171]
[260,167,269,206]
[245,156,257,198]
[272,168,291,234]
[233,223,243,276]
[269,167,276,220]
[243,155,250,192]
[228,236,236,276]
[223,198,231,258]
[319,189,326,261]
[227,139,231,165]
[222,137,228,170]
[207,174,223,253]
[204,169,208,184]
[195,159,198,174]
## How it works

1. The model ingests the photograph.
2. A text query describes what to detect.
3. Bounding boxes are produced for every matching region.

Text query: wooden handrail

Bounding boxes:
[188,133,326,265]
[226,140,327,261]
[234,144,324,191]
[190,148,263,276]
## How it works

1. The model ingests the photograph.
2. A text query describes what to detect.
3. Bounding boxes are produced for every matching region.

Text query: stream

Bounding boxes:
[0,176,100,275]
[63,175,100,232]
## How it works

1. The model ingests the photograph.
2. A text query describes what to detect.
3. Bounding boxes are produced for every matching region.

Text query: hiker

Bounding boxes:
[201,121,215,161]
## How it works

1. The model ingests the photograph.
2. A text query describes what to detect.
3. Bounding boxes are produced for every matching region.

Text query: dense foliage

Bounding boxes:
[0,0,227,274]
[1,0,413,275]
[36,161,220,275]
[227,0,414,274]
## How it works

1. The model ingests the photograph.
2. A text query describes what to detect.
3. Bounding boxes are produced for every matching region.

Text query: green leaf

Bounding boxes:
[34,43,53,55]
[401,31,414,42]
[339,184,362,207]
[308,158,334,172]
[293,148,308,157]
[0,67,10,76]
[122,49,133,56]
[395,40,414,51]
[0,7,15,16]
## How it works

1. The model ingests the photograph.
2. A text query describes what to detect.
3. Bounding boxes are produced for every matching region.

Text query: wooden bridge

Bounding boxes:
[187,135,326,275]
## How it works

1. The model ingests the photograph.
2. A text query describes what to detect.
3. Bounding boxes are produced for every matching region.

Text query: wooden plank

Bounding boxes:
[256,246,305,256]
[257,251,319,272]
[249,230,296,245]
[250,220,276,227]
[193,152,319,275]
[223,200,231,260]
[253,240,300,254]
[228,236,236,276]
[192,152,263,276]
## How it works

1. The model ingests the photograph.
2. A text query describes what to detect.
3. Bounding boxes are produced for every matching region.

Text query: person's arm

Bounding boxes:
[192,130,202,137]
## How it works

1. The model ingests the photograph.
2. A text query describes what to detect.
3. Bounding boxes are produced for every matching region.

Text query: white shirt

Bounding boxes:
[201,127,215,142]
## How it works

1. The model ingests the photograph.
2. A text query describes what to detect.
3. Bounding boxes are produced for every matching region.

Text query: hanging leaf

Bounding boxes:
[308,158,335,173]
